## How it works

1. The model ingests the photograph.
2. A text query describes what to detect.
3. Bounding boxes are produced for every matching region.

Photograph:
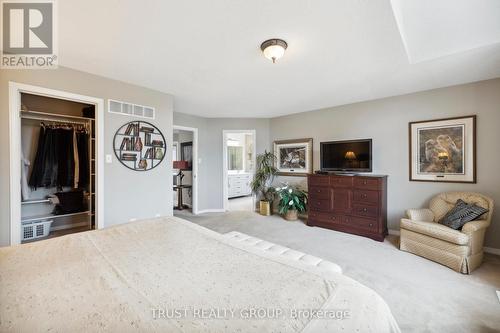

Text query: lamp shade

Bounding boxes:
[173,160,189,170]
[344,151,357,160]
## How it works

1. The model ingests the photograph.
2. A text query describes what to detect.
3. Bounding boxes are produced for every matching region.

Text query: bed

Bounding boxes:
[0,216,400,332]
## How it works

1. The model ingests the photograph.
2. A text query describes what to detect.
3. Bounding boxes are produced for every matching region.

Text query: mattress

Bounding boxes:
[0,216,400,332]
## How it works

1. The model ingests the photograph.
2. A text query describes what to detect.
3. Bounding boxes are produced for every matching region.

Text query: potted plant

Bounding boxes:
[250,150,278,215]
[276,184,307,221]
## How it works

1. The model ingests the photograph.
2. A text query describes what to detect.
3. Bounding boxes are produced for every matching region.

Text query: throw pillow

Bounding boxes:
[439,199,489,230]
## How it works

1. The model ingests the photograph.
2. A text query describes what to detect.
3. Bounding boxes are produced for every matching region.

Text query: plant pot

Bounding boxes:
[259,200,271,216]
[284,209,298,221]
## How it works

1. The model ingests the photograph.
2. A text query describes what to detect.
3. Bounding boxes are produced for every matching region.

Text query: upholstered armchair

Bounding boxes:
[400,192,494,274]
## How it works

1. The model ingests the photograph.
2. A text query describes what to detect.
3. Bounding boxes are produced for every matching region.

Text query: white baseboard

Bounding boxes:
[484,247,500,256]
[196,209,226,214]
[388,229,400,236]
[50,222,88,232]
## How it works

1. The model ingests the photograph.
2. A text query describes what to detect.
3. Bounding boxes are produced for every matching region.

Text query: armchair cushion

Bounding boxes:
[406,208,435,222]
[400,219,469,245]
[438,199,489,230]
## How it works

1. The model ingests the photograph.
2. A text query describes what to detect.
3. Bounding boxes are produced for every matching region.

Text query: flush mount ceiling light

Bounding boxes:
[260,39,288,63]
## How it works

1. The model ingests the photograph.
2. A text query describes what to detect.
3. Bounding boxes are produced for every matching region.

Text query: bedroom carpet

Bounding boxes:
[174,210,500,333]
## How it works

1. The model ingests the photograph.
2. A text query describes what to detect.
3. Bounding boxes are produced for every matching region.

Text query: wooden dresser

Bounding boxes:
[307,174,388,241]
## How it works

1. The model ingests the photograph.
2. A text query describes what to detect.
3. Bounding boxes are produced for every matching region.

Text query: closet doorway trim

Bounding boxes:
[8,82,105,245]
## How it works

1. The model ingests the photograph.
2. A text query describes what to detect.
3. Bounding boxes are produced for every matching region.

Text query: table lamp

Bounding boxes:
[173,160,189,185]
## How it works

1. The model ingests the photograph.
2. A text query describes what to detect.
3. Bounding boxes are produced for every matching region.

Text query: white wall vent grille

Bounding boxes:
[108,99,155,119]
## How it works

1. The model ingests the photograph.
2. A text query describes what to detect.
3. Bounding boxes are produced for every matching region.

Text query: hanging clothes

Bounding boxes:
[21,150,31,200]
[29,124,88,190]
[55,127,75,188]
[73,130,79,188]
[28,125,46,190]
[76,131,89,188]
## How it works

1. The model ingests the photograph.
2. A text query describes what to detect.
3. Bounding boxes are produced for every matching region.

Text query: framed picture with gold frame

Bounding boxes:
[273,138,313,176]
[409,115,476,183]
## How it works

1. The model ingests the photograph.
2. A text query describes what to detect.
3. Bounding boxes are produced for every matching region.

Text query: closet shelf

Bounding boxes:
[22,211,90,223]
[21,199,50,205]
[21,110,94,121]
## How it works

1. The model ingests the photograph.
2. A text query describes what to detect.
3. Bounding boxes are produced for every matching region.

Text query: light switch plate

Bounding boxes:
[105,154,113,163]
[496,290,500,304]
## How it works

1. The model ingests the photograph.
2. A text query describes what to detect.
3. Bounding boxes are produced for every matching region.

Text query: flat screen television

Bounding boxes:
[320,139,372,172]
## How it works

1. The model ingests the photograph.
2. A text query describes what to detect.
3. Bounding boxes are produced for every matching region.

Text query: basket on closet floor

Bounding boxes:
[21,220,53,241]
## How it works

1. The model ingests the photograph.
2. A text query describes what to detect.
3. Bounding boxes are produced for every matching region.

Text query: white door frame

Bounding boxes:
[222,129,257,212]
[8,82,105,245]
[173,125,199,215]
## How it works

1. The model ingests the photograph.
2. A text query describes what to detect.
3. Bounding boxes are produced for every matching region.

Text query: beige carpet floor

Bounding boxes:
[174,210,500,333]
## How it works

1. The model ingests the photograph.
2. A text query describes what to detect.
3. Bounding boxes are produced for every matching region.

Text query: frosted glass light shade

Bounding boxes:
[260,39,288,63]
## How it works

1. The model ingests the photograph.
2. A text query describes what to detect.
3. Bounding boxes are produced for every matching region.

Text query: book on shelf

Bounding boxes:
[124,123,139,136]
[121,153,137,161]
[120,137,130,150]
[143,147,154,159]
[151,140,164,147]
[140,126,154,133]
[144,133,151,146]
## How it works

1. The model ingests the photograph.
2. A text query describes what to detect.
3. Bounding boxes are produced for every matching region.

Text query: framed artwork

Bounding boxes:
[409,115,476,183]
[181,141,193,170]
[273,138,313,176]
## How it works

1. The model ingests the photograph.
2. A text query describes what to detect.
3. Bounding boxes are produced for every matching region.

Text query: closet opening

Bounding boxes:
[9,82,104,245]
[18,92,97,243]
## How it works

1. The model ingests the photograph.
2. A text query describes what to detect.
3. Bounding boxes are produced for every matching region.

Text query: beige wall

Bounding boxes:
[0,67,174,246]
[269,79,500,249]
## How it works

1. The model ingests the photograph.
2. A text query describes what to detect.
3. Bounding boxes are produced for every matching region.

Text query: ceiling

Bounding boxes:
[59,0,500,118]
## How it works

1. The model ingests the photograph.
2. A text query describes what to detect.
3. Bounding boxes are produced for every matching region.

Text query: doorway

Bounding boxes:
[172,125,198,215]
[222,130,256,212]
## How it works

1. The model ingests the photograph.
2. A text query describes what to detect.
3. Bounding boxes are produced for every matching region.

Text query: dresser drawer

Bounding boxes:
[344,216,378,232]
[308,187,331,199]
[331,176,354,187]
[353,190,379,204]
[308,211,343,225]
[352,204,378,218]
[309,198,331,212]
[308,175,330,187]
[353,177,380,190]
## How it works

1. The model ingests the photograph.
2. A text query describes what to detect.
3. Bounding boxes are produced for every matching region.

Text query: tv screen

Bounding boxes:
[320,139,372,172]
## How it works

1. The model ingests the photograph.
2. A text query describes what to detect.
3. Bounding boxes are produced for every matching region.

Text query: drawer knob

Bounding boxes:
[362,194,367,198]
[345,218,349,223]
[362,208,368,212]
[363,181,367,185]
[331,217,336,221]
[369,223,373,227]
[317,190,321,193]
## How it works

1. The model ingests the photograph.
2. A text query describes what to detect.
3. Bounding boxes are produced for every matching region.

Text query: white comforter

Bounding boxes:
[0,217,400,332]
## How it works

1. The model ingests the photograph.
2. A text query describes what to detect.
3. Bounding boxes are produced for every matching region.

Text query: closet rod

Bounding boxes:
[21,110,94,121]
[21,114,89,126]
